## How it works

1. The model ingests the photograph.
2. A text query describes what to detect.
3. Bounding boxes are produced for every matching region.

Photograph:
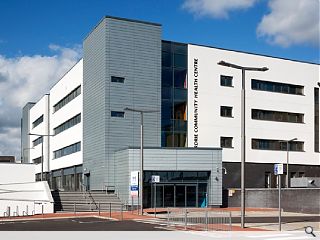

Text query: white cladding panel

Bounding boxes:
[188,44,320,165]
[29,94,49,173]
[49,60,83,171]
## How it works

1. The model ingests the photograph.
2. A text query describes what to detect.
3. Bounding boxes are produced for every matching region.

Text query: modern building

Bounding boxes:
[21,16,320,208]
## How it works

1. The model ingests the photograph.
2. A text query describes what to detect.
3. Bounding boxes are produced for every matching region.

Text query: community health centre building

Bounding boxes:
[21,16,320,208]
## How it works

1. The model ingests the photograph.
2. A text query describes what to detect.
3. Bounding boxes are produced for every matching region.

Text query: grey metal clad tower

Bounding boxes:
[83,16,161,190]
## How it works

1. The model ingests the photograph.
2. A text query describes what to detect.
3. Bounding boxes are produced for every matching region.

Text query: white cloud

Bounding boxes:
[182,0,258,19]
[257,0,320,47]
[0,45,81,160]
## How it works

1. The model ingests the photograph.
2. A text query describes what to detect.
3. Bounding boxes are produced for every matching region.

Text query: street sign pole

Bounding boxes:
[274,163,283,231]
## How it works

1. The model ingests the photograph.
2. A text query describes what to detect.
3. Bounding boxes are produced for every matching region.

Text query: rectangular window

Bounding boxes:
[32,136,43,147]
[220,137,233,148]
[252,109,304,123]
[53,85,81,113]
[111,111,125,118]
[315,88,319,152]
[252,138,304,151]
[54,114,81,135]
[220,106,233,118]
[111,76,125,83]
[32,157,42,164]
[252,79,304,95]
[53,142,81,159]
[220,75,233,87]
[32,115,44,128]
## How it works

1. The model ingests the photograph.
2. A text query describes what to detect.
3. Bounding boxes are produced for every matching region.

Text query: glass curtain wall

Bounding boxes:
[161,41,188,147]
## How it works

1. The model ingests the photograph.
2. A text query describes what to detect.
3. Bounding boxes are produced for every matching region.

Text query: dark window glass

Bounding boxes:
[252,139,304,151]
[162,52,172,67]
[251,79,304,95]
[220,106,233,117]
[220,137,233,148]
[53,85,81,113]
[111,111,125,118]
[174,69,187,88]
[161,131,174,147]
[53,142,81,159]
[183,172,198,181]
[162,41,172,52]
[174,54,187,68]
[111,76,125,83]
[251,109,304,123]
[162,68,173,87]
[32,136,43,147]
[173,43,187,55]
[162,87,172,100]
[220,75,233,87]
[315,88,319,152]
[54,114,81,135]
[174,88,187,102]
[32,115,44,128]
[32,157,42,164]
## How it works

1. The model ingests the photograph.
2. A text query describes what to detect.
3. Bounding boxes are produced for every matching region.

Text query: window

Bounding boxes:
[111,76,125,83]
[220,137,233,148]
[220,75,233,87]
[32,136,43,147]
[32,157,42,164]
[54,114,81,135]
[32,115,44,128]
[220,106,233,117]
[53,85,81,113]
[53,142,81,159]
[252,109,304,123]
[111,111,125,118]
[252,138,304,151]
[315,88,319,152]
[252,79,304,95]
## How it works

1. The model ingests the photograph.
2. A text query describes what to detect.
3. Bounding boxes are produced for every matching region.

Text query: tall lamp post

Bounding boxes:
[28,133,55,181]
[218,61,268,228]
[280,138,298,188]
[124,107,159,215]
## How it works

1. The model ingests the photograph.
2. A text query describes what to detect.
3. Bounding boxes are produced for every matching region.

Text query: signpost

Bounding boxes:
[274,163,283,231]
[130,171,139,211]
[151,175,160,217]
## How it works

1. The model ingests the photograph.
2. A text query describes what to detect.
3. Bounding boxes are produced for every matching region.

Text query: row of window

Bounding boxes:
[32,157,41,164]
[220,75,304,96]
[32,115,43,129]
[53,85,81,113]
[220,106,305,124]
[220,137,304,151]
[252,109,304,123]
[32,136,43,147]
[54,114,81,135]
[53,142,81,159]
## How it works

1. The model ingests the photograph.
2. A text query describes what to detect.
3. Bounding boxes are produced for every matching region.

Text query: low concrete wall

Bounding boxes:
[226,188,320,214]
[0,181,54,217]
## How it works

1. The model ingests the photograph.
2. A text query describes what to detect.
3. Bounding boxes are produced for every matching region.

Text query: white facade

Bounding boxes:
[27,60,83,174]
[187,44,320,166]
[49,59,83,171]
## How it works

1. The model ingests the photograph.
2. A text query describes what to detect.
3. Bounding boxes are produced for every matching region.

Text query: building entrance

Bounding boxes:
[143,171,210,208]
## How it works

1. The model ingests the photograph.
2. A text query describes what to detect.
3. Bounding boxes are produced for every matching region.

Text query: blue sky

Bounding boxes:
[0,0,319,158]
[0,0,319,62]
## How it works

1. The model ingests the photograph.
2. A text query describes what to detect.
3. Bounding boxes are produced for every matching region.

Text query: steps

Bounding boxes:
[52,191,123,212]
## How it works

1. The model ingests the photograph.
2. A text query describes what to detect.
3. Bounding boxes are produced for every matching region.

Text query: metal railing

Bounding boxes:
[55,202,125,220]
[166,208,232,231]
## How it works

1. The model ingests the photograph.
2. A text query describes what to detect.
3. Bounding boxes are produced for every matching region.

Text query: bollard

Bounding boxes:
[229,212,232,231]
[121,204,123,221]
[16,206,19,217]
[26,205,28,216]
[205,209,208,231]
[74,202,76,215]
[42,205,44,216]
[98,202,101,216]
[184,208,187,230]
[109,203,111,218]
[7,206,11,218]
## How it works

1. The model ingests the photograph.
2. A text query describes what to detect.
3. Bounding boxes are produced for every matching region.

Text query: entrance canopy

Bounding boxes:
[114,147,222,208]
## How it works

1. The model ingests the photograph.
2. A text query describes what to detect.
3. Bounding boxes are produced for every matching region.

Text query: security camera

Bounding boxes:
[308,179,315,184]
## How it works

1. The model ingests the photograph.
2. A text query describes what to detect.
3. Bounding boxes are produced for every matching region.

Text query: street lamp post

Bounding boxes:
[124,107,159,215]
[28,133,55,181]
[280,138,298,188]
[218,61,268,228]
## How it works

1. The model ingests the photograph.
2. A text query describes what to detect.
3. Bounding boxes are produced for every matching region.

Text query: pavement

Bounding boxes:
[0,207,318,232]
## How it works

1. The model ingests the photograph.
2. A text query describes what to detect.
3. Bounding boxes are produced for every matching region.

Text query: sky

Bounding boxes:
[0,0,319,160]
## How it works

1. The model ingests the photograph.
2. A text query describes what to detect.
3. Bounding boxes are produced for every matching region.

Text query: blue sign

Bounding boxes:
[131,185,139,191]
